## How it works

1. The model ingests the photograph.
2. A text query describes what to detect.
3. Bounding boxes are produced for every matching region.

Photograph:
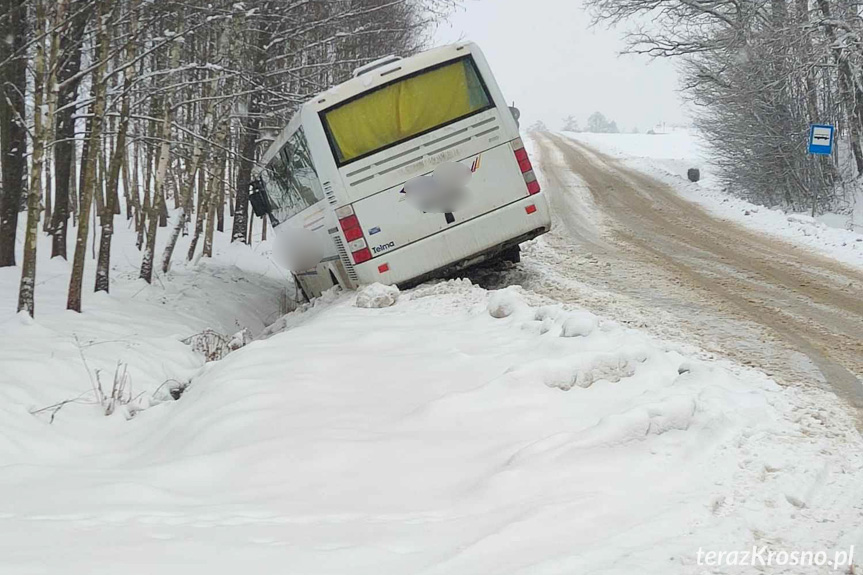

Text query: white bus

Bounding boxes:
[249,41,551,299]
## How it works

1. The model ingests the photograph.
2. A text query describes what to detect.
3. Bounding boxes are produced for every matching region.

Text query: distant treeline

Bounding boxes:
[587,0,862,214]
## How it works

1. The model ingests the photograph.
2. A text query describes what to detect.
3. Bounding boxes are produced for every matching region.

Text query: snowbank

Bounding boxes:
[0,211,287,463]
[2,272,860,573]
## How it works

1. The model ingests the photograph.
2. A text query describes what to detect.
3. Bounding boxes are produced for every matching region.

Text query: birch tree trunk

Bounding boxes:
[67,0,109,312]
[95,0,138,293]
[0,0,28,268]
[139,23,181,283]
[160,124,207,273]
[49,0,85,258]
[231,25,268,244]
[18,0,48,316]
[139,106,171,283]
[42,150,52,233]
[189,121,224,260]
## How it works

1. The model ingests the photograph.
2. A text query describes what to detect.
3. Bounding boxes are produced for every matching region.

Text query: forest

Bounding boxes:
[0,0,454,317]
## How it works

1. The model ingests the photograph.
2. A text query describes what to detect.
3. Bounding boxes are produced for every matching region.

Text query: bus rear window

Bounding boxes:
[321,57,493,165]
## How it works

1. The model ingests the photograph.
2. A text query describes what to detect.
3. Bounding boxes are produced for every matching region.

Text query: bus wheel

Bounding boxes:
[501,245,521,264]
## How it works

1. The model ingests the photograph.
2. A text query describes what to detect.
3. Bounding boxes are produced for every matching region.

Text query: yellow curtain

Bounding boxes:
[326,61,475,163]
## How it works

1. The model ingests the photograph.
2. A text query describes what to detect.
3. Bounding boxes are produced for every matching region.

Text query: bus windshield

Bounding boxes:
[321,56,493,165]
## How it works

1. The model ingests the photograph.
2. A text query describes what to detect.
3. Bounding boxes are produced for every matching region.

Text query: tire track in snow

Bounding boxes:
[532,133,863,420]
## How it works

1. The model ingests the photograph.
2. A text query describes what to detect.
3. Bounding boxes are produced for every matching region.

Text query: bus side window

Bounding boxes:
[263,127,325,220]
[288,129,323,207]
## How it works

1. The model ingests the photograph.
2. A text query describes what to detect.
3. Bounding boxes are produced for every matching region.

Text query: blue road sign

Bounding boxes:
[809,124,835,155]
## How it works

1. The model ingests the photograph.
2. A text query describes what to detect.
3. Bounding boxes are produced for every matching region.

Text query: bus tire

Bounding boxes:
[501,245,521,264]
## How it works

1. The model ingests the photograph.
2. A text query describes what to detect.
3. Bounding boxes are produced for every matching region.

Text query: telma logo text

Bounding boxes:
[372,242,395,254]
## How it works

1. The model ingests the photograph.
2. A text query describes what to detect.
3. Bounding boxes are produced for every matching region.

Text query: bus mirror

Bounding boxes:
[509,105,521,126]
[249,178,272,218]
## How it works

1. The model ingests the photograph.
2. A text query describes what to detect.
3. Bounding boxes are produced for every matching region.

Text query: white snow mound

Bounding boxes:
[487,287,528,318]
[561,310,599,337]
[355,282,400,308]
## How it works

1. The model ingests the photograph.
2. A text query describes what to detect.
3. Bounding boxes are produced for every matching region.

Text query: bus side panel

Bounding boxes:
[271,200,342,298]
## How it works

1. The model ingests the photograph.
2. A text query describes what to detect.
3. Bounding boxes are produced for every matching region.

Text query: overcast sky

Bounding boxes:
[434,0,689,132]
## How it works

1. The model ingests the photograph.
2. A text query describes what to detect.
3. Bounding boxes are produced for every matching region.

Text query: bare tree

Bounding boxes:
[18,0,66,315]
[50,0,89,260]
[67,0,110,312]
[0,0,28,268]
[95,0,139,293]
[586,0,860,213]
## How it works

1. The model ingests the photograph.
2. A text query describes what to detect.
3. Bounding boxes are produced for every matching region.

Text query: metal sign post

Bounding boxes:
[808,124,835,155]
[807,124,836,217]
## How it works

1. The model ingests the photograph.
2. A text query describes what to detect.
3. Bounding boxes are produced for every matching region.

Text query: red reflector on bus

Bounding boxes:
[339,214,360,231]
[526,204,537,214]
[343,226,363,242]
[378,263,389,273]
[352,248,372,264]
[514,148,533,173]
[527,180,541,195]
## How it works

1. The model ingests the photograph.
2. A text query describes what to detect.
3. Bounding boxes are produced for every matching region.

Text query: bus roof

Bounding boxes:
[305,42,478,114]
[255,42,479,173]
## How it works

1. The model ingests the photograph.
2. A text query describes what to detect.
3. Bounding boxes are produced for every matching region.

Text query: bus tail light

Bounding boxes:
[512,138,541,196]
[337,205,367,249]
[514,147,532,174]
[348,237,371,264]
[524,172,540,195]
[343,224,363,242]
[353,249,372,264]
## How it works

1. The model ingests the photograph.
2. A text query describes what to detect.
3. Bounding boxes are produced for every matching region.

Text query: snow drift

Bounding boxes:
[1,271,860,574]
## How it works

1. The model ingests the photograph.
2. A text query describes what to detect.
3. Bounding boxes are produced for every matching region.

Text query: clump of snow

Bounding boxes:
[574,395,698,448]
[355,282,400,308]
[315,285,343,307]
[228,327,253,350]
[409,277,476,299]
[487,287,528,318]
[561,310,599,337]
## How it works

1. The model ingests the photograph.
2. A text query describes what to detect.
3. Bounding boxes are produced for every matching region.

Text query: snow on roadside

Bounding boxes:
[561,130,863,271]
[0,217,287,466]
[1,268,861,573]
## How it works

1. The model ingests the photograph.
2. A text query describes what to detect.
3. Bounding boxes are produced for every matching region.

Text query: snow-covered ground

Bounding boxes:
[563,130,863,271]
[1,212,862,573]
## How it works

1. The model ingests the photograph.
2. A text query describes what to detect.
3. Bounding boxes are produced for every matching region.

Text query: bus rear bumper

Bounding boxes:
[354,194,551,287]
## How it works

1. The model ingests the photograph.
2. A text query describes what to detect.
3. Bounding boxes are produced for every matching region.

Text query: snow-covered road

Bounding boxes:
[522,133,863,419]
